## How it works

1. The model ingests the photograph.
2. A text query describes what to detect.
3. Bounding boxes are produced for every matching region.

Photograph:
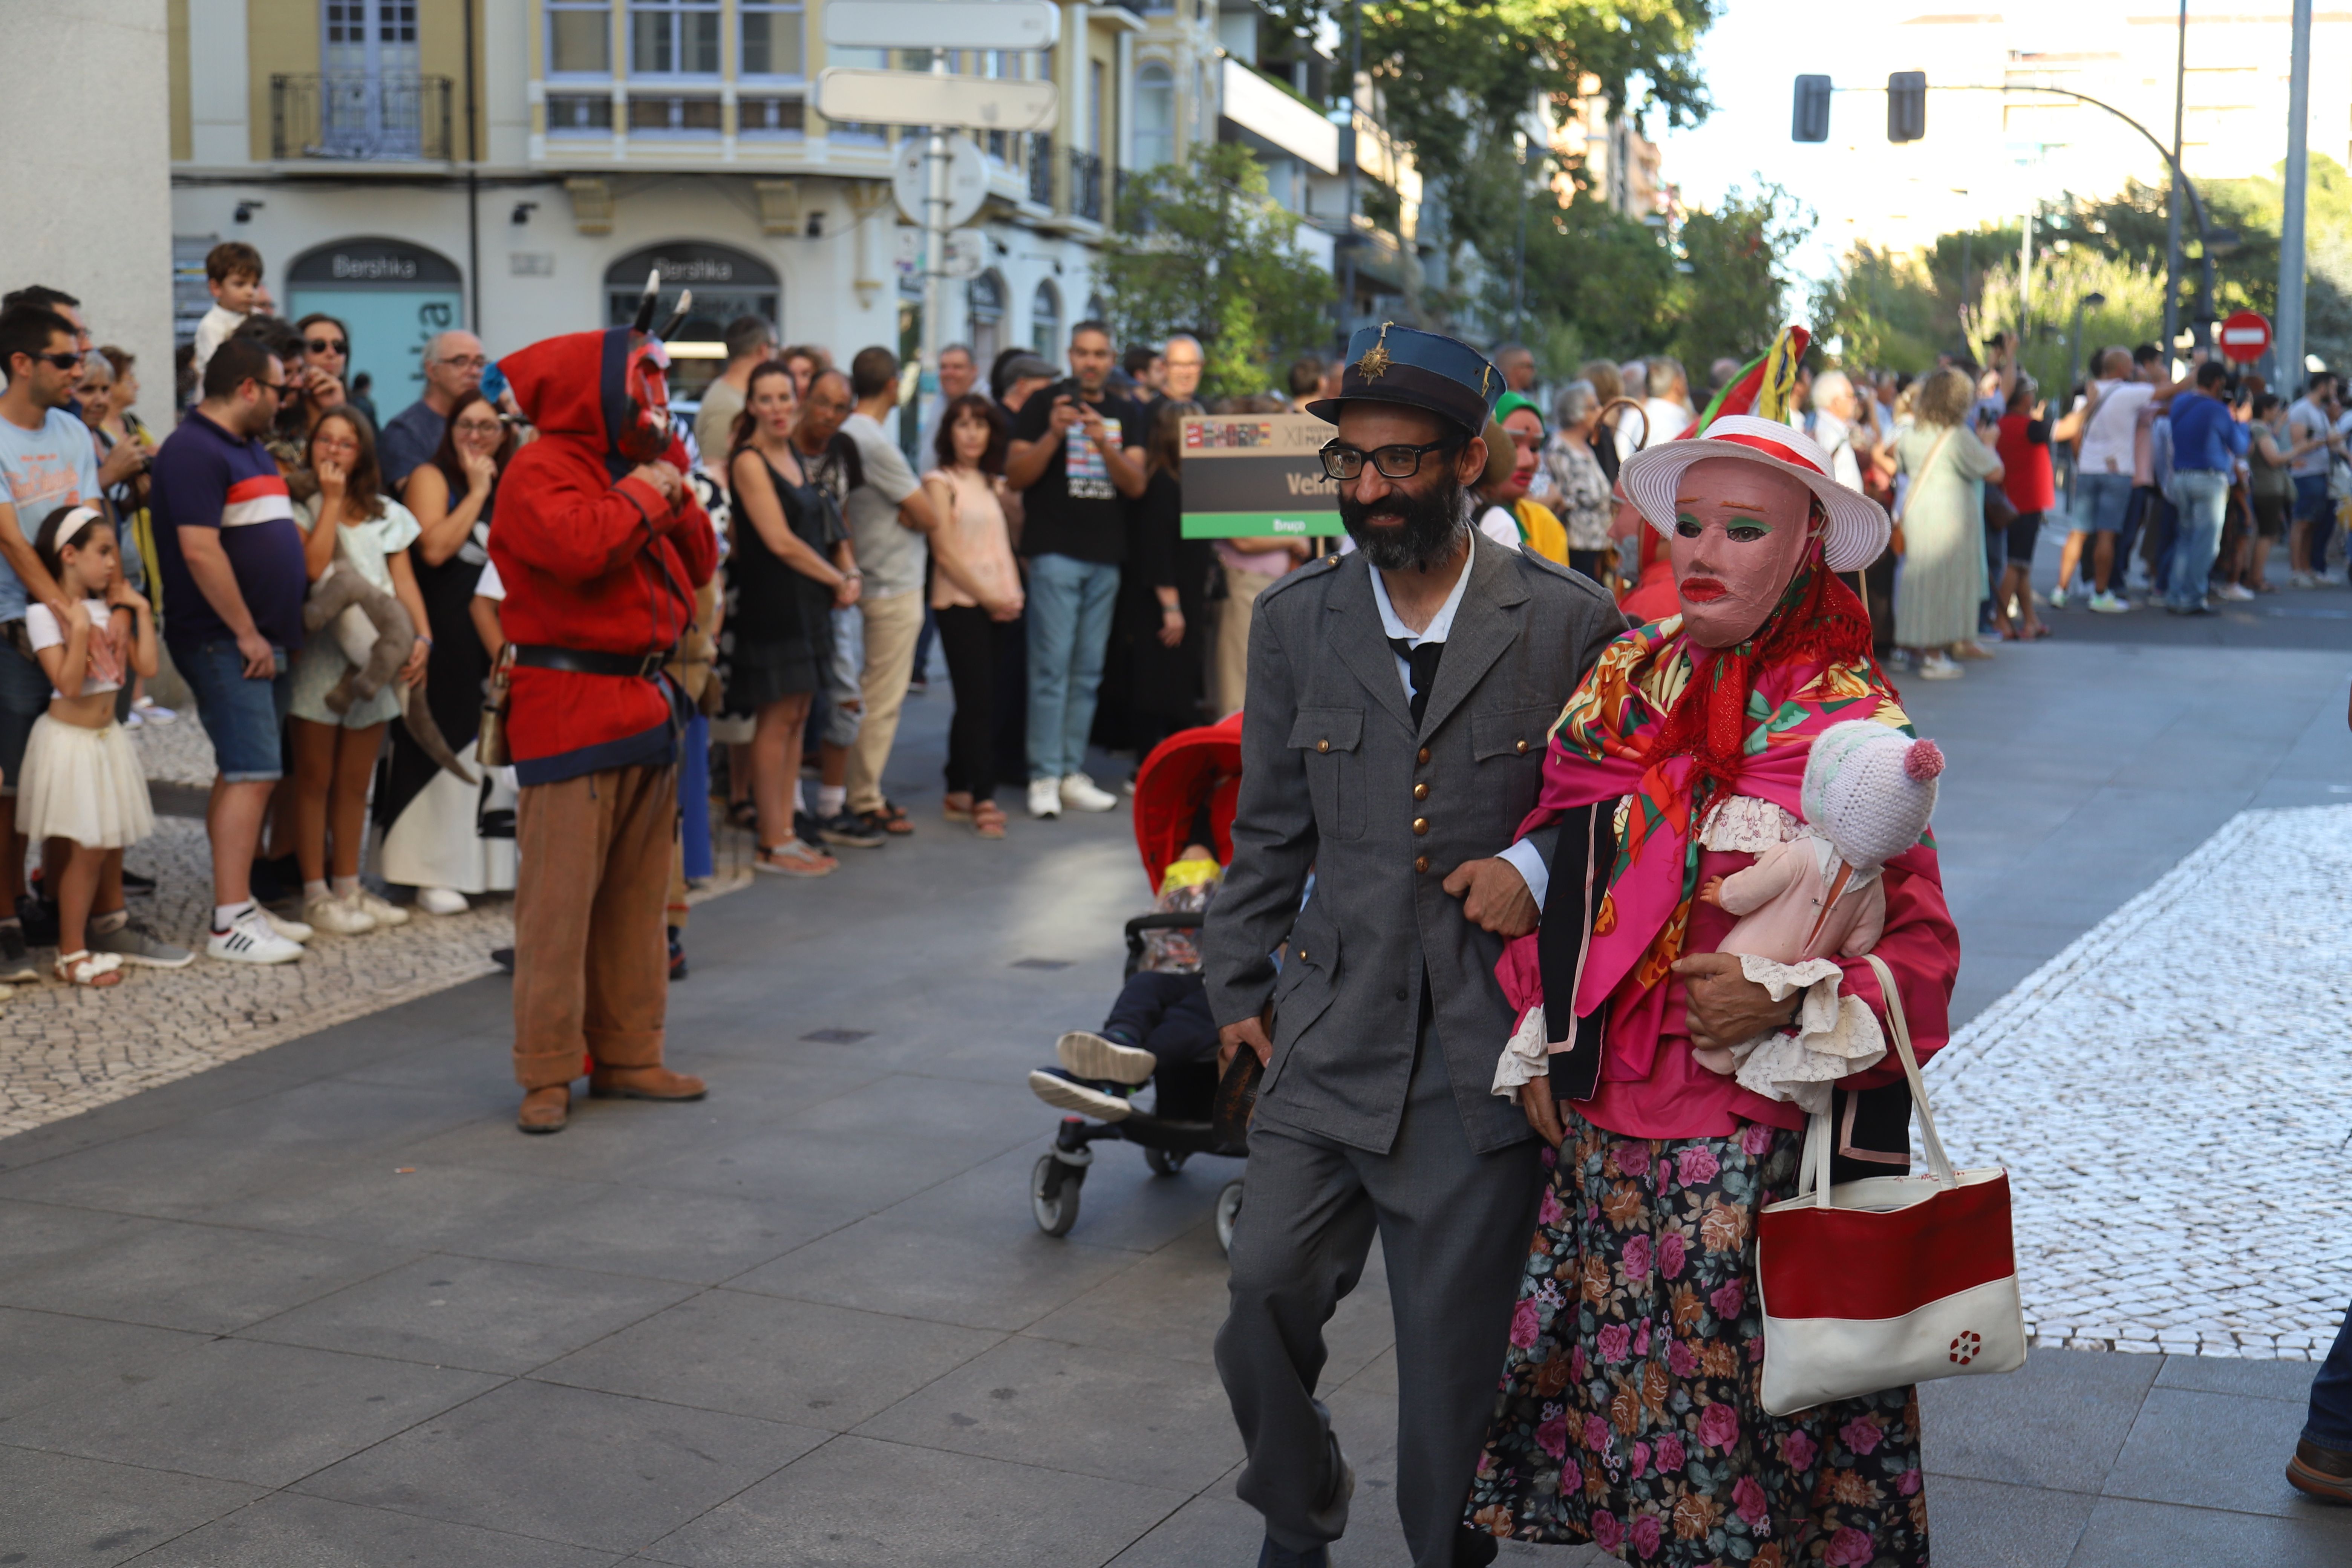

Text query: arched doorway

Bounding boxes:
[602,241,781,400]
[1030,279,1061,358]
[285,237,464,416]
[967,270,1005,366]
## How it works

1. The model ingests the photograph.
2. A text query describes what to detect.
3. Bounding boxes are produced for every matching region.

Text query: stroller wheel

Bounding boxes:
[1031,1152,1084,1237]
[1214,1178,1245,1256]
[1144,1146,1189,1177]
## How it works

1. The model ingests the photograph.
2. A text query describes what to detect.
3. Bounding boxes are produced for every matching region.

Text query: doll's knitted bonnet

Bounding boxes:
[1799,720,1944,871]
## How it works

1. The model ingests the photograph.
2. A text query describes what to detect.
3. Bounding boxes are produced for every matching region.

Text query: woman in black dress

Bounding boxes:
[383,389,515,912]
[1122,398,1213,759]
[726,360,862,876]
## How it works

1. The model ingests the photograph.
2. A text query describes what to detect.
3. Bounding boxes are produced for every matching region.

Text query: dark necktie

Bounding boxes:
[1387,636,1444,728]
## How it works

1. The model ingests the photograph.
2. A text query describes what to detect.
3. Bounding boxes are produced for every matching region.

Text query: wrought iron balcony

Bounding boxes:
[271,73,452,162]
[1067,149,1104,223]
[1027,135,1054,206]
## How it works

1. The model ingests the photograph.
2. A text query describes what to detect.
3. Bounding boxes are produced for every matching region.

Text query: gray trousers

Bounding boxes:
[1215,1033,1542,1567]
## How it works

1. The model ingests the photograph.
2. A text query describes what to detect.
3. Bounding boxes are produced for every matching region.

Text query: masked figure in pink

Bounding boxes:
[1461,414,1960,1565]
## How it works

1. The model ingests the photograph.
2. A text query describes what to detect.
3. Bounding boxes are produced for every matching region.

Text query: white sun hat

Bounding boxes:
[1617,413,1891,573]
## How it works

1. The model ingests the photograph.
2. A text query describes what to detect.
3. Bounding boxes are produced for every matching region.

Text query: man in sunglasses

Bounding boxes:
[1200,323,1626,1568]
[380,329,487,491]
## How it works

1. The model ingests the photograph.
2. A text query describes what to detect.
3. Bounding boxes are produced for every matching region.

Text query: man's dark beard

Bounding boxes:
[1340,472,1469,572]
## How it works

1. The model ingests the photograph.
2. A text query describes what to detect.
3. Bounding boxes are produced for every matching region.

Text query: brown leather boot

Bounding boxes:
[516,1086,571,1134]
[587,1064,708,1101]
[2289,1438,2352,1504]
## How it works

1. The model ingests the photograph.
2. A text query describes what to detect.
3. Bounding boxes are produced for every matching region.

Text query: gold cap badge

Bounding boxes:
[1354,321,1395,380]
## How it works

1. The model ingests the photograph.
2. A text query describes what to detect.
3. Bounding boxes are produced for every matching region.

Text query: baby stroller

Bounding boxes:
[1028,713,1252,1254]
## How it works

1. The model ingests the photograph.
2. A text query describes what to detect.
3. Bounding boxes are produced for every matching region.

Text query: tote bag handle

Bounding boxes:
[1798,952,1958,1207]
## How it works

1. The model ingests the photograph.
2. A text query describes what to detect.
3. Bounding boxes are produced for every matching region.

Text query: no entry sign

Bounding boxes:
[2219,310,2272,365]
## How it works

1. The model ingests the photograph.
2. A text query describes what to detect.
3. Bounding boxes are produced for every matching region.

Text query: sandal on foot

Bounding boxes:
[728,799,759,829]
[754,839,837,877]
[55,949,123,987]
[972,801,1008,839]
[943,794,975,823]
[874,799,914,835]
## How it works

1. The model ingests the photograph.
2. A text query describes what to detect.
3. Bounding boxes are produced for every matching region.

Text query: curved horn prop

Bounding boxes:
[631,268,661,334]
[655,288,694,342]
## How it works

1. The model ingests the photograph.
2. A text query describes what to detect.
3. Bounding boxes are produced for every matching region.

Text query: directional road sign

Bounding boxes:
[2219,309,2272,364]
[893,133,989,229]
[824,0,1059,52]
[816,67,1058,133]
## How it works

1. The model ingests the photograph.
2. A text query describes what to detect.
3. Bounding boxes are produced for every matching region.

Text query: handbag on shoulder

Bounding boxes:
[1755,953,2026,1416]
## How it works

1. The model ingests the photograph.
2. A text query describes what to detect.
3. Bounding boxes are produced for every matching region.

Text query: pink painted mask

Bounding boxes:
[1668,457,1820,648]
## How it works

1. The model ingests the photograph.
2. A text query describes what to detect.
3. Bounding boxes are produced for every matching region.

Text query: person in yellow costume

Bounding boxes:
[1470,391,1570,564]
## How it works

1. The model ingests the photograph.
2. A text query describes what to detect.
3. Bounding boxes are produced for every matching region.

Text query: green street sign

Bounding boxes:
[1178,413,1346,538]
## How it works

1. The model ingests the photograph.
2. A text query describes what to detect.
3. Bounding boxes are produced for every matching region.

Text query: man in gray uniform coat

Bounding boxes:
[1203,324,1625,1568]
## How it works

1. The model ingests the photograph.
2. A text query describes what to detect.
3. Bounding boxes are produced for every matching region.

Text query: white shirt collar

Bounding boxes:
[1365,529,1476,650]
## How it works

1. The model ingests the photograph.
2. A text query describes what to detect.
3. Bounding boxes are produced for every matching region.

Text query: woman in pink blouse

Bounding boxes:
[1464,414,1959,1568]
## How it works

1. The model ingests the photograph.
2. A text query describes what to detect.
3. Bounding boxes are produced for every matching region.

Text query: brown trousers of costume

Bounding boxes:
[511,762,677,1090]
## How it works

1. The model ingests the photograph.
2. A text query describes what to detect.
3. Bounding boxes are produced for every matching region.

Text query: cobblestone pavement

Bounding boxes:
[0,718,747,1138]
[1927,804,2352,1362]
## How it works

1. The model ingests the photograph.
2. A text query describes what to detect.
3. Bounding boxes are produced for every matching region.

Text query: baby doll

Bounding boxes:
[1693,718,1945,1110]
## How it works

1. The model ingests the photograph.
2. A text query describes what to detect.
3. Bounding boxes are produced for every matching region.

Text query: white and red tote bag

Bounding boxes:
[1755,954,2026,1416]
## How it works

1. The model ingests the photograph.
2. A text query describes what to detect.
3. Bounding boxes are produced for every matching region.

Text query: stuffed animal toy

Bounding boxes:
[302,548,476,785]
[1692,718,1945,1108]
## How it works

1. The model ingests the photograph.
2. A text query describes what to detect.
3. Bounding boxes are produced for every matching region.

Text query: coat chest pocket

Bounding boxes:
[1288,706,1366,841]
[1472,704,1556,767]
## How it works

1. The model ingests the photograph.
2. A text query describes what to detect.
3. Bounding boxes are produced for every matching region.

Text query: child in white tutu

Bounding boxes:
[22,505,158,987]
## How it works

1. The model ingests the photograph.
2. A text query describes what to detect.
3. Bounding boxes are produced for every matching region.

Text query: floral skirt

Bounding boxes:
[1465,1108,1929,1567]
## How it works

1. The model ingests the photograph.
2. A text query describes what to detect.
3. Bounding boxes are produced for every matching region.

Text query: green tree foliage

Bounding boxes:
[1098,142,1335,401]
[1671,183,1811,368]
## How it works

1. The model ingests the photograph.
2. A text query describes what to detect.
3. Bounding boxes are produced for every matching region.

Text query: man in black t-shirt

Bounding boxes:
[1005,320,1146,819]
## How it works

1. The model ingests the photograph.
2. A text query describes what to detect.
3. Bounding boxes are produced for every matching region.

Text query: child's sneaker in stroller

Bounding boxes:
[1057,1029,1157,1086]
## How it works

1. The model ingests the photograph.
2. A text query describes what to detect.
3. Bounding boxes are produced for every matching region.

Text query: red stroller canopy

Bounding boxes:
[1131,712,1243,893]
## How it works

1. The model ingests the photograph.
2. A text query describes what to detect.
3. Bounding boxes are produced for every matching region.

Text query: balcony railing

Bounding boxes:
[271,73,451,162]
[1067,149,1103,223]
[1027,136,1054,205]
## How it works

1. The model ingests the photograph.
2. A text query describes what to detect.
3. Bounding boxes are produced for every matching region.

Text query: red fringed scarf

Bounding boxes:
[1641,538,1879,821]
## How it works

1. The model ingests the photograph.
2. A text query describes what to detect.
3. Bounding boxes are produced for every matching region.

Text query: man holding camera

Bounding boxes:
[1005,321,1147,819]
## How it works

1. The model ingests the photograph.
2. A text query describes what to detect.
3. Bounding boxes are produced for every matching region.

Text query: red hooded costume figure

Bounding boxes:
[492,325,717,781]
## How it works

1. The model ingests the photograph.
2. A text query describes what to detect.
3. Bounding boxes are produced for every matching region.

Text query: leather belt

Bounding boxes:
[511,644,669,680]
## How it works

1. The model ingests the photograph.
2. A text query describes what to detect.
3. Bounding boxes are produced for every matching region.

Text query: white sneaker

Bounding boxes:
[302,894,376,936]
[412,886,467,916]
[263,908,313,943]
[1059,772,1118,812]
[360,888,416,925]
[2088,591,2130,614]
[209,907,304,964]
[1027,778,1062,819]
[1916,651,1965,680]
[2047,585,2068,609]
[2217,581,2256,602]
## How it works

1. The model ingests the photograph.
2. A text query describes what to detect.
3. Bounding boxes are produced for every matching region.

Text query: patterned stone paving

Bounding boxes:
[0,718,748,1137]
[1928,804,2352,1361]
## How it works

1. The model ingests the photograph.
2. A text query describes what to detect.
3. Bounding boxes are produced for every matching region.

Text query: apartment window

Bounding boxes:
[630,0,719,76]
[629,94,721,132]
[739,95,805,135]
[547,0,611,75]
[1132,63,1173,167]
[548,92,615,132]
[739,0,804,79]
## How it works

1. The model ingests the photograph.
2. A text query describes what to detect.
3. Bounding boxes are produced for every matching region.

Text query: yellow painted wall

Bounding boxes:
[245,0,314,162]
[168,0,191,160]
[244,0,483,162]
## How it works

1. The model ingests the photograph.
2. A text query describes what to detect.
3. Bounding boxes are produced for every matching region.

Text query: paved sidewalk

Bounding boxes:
[1,642,2348,1566]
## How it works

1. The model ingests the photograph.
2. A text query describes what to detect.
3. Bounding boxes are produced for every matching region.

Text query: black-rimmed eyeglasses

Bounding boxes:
[1317,437,1461,481]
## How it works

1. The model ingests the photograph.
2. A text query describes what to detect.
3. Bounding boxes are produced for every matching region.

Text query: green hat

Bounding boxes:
[1494,390,1544,429]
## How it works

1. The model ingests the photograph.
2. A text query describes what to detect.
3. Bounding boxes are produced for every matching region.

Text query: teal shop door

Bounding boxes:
[285,237,465,418]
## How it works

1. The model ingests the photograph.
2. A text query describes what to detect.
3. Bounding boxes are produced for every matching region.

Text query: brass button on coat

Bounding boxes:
[1316,739,1330,753]
[1414,855,1430,873]
[1516,739,1530,755]
[1416,747,1430,764]
[1412,782,1429,801]
[1412,817,1429,836]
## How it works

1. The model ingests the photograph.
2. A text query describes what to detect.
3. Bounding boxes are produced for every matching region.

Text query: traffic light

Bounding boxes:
[1888,72,1927,142]
[1792,75,1831,143]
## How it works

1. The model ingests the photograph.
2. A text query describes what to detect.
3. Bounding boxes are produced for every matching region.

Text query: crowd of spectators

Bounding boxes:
[0,232,2343,977]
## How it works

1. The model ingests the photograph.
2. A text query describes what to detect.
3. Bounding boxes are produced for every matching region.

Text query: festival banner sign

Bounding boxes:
[1178,413,1344,538]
